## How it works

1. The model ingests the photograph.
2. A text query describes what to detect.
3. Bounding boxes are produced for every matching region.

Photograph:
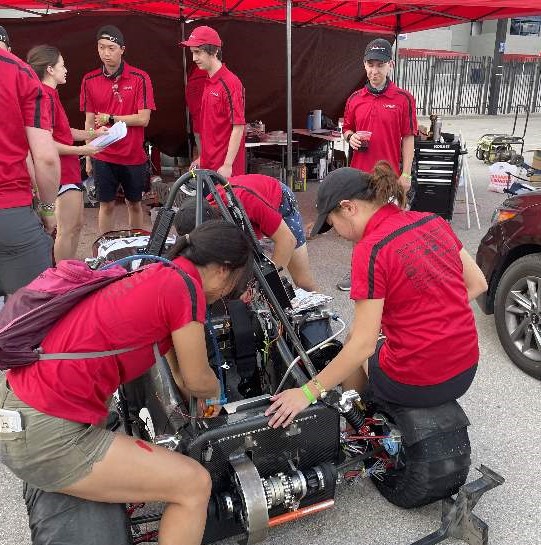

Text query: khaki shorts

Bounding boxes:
[0,378,114,492]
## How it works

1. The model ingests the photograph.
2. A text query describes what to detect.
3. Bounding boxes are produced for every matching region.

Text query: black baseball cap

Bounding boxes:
[311,168,372,237]
[364,38,392,62]
[0,26,10,48]
[97,25,125,47]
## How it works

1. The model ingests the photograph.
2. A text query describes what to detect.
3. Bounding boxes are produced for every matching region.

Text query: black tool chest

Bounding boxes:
[410,141,461,220]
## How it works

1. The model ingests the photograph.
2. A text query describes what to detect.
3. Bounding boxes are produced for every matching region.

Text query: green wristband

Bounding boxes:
[301,384,317,405]
[401,172,412,180]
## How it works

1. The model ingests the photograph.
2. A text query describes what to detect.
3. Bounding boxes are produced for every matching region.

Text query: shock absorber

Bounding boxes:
[337,390,365,431]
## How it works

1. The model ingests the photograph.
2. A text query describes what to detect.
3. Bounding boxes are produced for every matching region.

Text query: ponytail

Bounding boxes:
[369,161,407,208]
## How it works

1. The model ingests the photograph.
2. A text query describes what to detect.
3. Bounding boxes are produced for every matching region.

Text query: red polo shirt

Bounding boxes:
[350,204,478,386]
[199,64,246,175]
[0,49,52,209]
[208,174,282,238]
[8,257,206,425]
[186,66,207,134]
[80,61,155,166]
[43,85,81,185]
[343,81,417,174]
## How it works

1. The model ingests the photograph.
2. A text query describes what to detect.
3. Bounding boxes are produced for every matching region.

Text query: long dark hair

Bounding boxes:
[168,220,253,296]
[26,44,61,81]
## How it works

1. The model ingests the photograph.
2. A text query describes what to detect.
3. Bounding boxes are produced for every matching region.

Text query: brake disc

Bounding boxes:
[230,453,269,545]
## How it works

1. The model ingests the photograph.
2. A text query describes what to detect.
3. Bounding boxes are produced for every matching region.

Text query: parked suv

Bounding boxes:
[476,190,541,379]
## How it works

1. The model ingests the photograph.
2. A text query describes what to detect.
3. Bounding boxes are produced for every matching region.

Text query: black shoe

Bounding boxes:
[336,272,351,291]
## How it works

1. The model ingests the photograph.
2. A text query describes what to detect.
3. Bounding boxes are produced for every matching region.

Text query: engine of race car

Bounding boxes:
[125,271,344,544]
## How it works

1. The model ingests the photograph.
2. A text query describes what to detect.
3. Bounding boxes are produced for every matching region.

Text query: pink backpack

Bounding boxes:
[0,260,138,371]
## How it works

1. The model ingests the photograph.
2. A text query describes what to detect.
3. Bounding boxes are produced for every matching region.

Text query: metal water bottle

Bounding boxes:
[307,112,314,131]
[433,116,443,142]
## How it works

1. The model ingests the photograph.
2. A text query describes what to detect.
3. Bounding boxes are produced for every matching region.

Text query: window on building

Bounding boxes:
[510,17,541,36]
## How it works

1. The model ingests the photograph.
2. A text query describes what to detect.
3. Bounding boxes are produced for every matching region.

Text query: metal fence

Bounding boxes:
[395,55,541,116]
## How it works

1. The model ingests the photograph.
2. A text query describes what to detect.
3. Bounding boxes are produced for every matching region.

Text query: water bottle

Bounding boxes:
[307,112,314,131]
[433,116,443,142]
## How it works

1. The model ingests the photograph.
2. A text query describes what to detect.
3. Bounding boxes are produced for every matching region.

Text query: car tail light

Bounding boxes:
[492,209,518,224]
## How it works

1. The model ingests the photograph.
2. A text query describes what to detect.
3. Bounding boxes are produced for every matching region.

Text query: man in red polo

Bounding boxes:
[0,27,60,296]
[338,38,417,291]
[80,25,156,234]
[182,26,246,178]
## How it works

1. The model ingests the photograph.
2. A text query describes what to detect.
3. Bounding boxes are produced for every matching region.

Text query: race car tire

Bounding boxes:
[370,400,471,508]
[24,483,133,545]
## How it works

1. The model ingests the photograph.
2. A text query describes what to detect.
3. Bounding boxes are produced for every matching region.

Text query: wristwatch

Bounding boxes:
[108,114,115,125]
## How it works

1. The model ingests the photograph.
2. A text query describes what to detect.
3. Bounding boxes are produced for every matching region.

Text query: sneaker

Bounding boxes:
[336,272,351,291]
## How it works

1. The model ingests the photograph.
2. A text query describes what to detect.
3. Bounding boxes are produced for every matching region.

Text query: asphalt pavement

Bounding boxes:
[1,114,541,545]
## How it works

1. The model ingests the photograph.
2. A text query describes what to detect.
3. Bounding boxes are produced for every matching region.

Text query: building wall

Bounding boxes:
[400,20,541,57]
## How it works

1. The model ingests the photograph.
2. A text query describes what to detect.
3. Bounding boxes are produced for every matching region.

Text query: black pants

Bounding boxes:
[368,340,478,408]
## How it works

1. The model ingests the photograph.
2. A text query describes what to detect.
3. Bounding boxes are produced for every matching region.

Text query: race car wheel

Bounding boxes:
[494,253,541,379]
[370,401,471,508]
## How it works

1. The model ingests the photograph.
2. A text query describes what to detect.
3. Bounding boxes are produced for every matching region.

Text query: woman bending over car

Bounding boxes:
[266,162,488,428]
[0,220,252,545]
[205,173,317,292]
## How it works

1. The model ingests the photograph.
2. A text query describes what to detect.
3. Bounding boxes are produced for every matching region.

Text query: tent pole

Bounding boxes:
[286,0,293,188]
[394,15,400,85]
[180,21,193,162]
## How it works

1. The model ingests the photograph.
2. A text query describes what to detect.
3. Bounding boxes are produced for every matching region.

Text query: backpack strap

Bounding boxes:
[37,342,162,365]
[37,346,136,360]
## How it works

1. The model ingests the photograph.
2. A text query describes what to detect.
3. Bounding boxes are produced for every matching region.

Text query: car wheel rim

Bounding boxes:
[504,275,541,361]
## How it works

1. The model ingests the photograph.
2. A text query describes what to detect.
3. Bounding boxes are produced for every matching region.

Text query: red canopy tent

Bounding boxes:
[2,1,541,33]
[1,1,540,166]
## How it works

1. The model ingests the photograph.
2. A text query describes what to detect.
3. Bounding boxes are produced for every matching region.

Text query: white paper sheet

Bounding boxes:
[92,121,127,149]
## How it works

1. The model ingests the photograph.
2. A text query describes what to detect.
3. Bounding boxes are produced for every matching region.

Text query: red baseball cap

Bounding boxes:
[181,26,222,47]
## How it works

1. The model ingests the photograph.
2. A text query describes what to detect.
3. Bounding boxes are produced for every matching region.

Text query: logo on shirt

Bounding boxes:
[210,91,220,97]
[383,104,397,109]
[123,85,133,90]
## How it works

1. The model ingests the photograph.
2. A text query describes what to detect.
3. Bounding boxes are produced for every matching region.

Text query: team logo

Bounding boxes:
[210,91,219,97]
[383,104,396,109]
[123,86,133,90]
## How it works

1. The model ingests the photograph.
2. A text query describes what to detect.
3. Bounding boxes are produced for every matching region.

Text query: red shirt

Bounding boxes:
[343,81,417,174]
[0,49,52,209]
[186,66,207,134]
[199,64,246,175]
[208,174,283,238]
[8,257,206,425]
[350,204,478,386]
[80,61,155,166]
[43,85,80,185]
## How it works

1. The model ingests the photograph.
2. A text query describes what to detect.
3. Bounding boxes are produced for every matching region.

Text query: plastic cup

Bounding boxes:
[355,130,372,149]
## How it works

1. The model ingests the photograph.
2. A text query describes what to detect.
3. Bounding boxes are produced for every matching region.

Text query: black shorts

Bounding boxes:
[93,160,147,203]
[368,340,477,407]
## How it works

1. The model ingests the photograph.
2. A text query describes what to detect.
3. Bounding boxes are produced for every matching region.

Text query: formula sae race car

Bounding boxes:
[24,170,503,545]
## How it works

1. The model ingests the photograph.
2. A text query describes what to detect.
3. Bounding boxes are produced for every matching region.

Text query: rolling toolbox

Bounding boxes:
[410,140,461,221]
